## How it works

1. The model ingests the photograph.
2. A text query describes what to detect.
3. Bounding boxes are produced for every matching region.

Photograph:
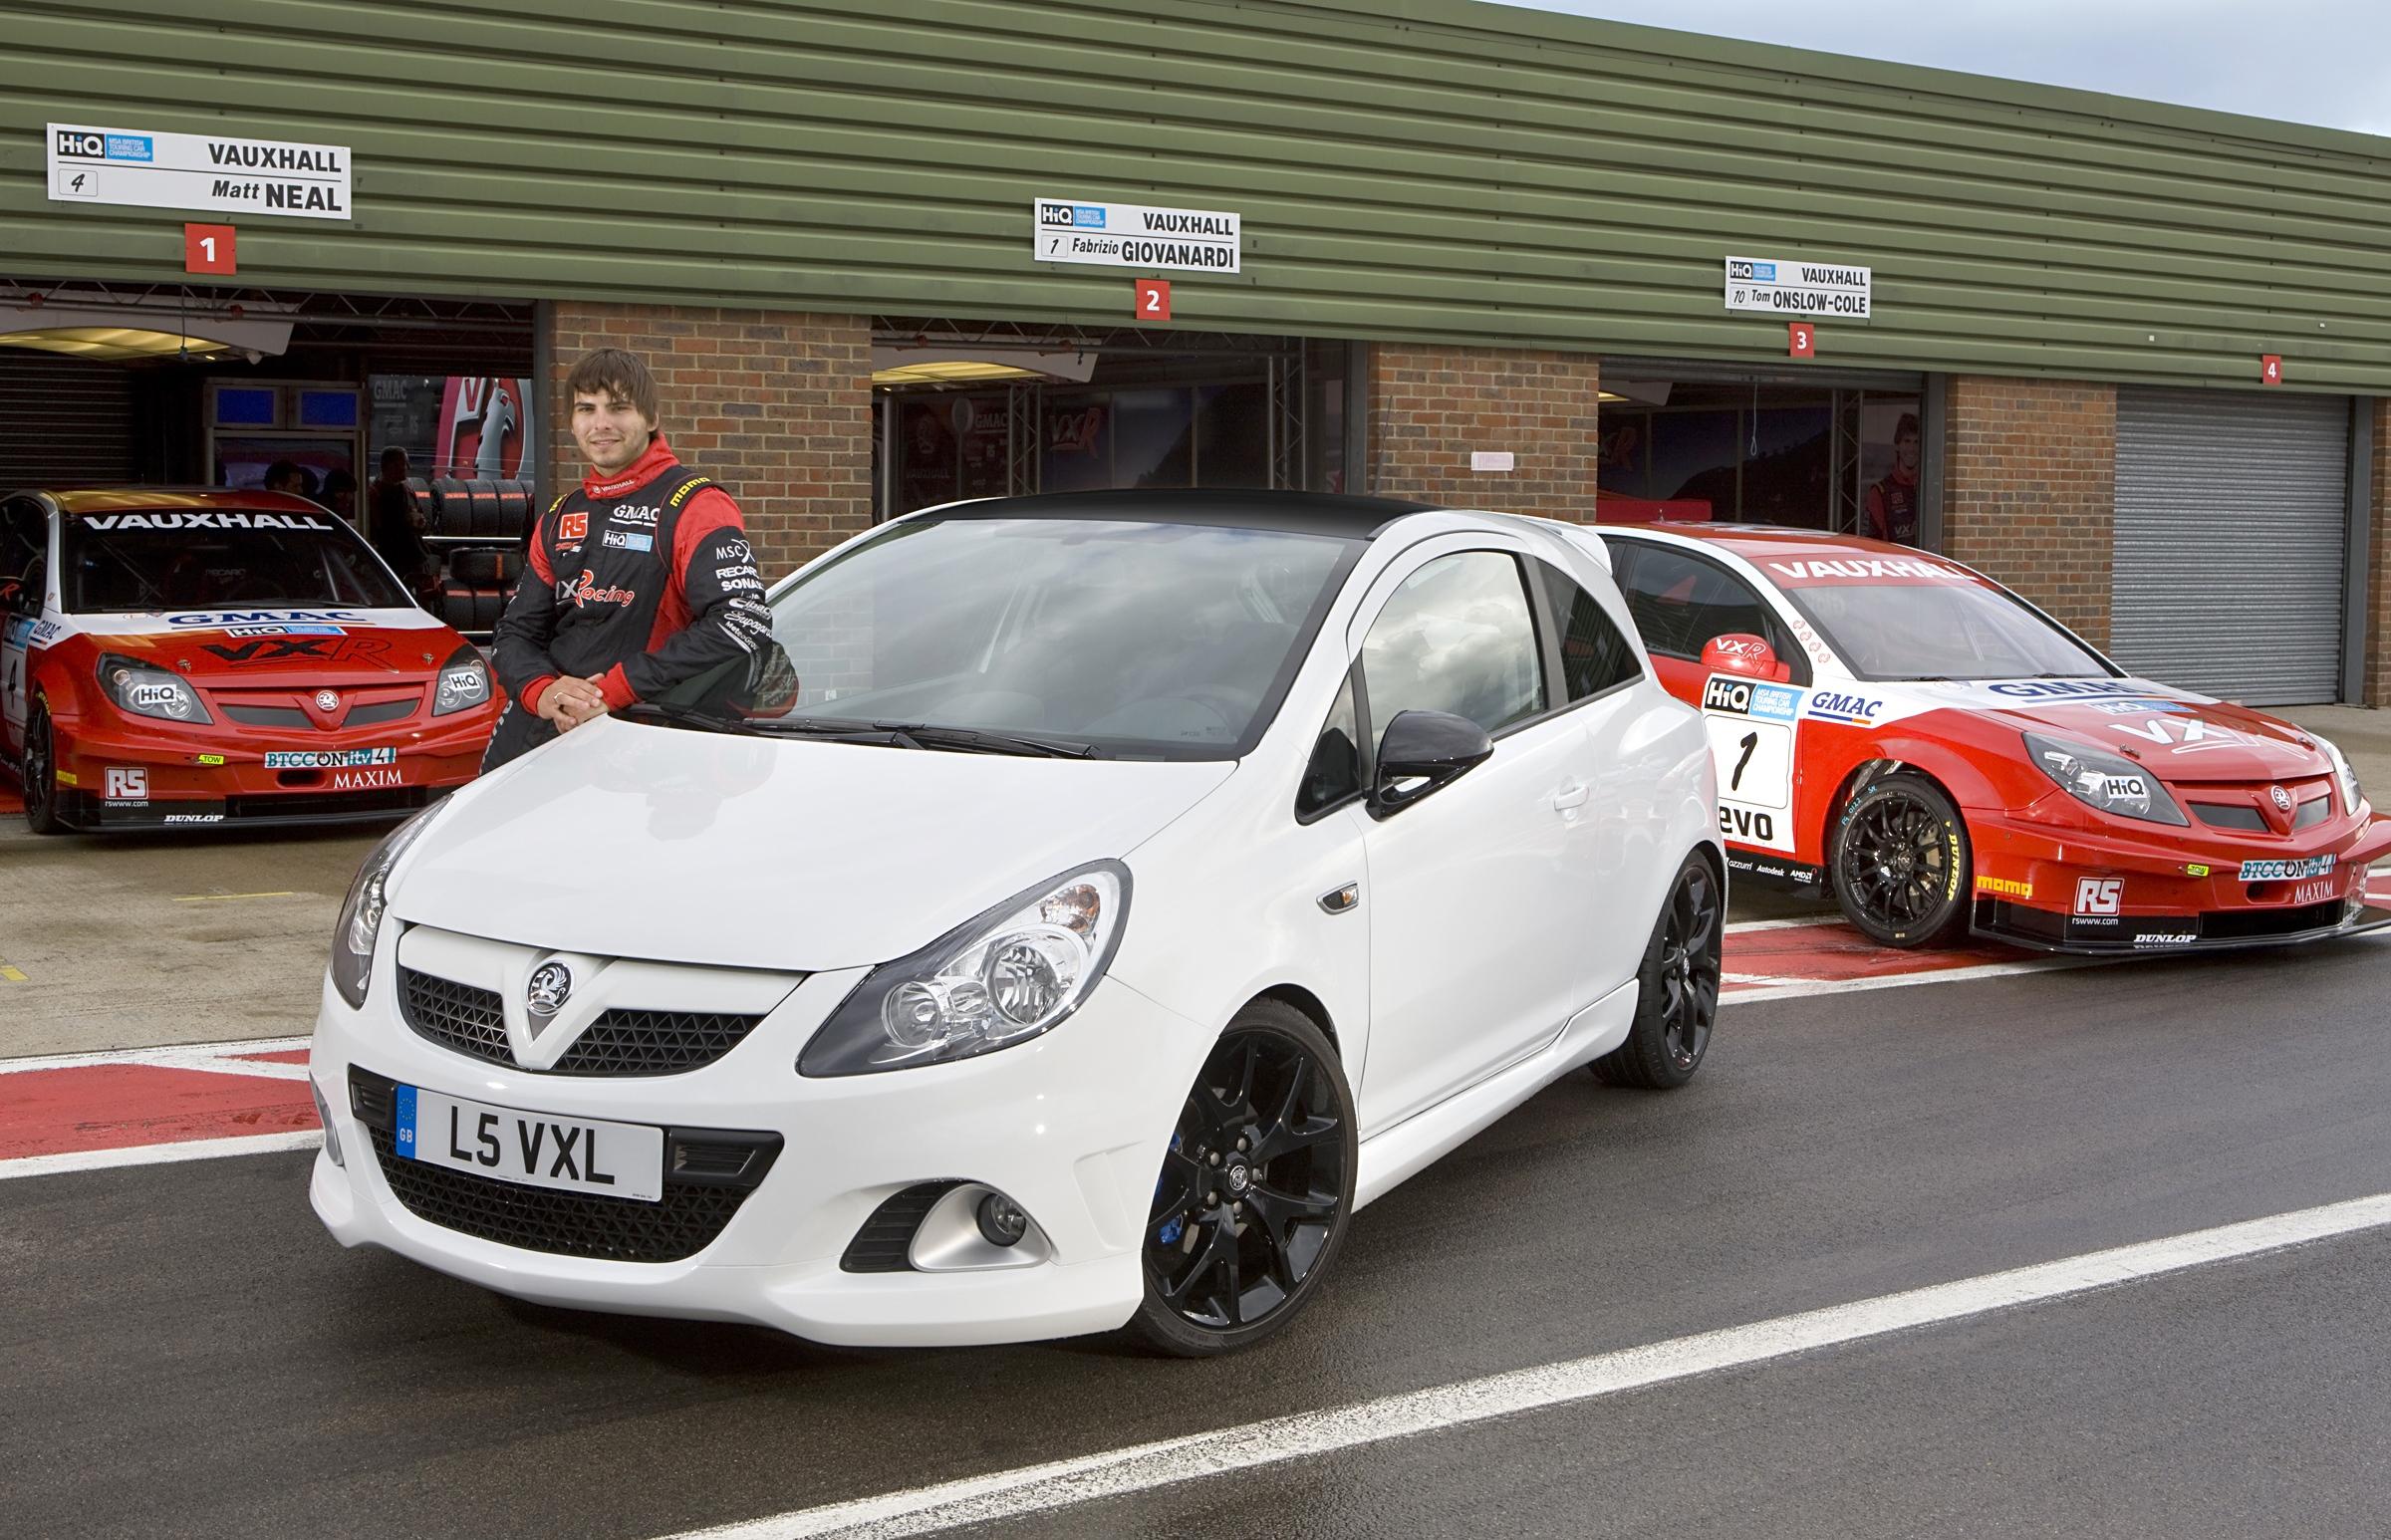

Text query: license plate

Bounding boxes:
[395,1085,664,1202]
[2239,856,2336,882]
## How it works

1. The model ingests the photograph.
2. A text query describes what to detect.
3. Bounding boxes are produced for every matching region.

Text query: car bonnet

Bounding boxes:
[390,716,1237,971]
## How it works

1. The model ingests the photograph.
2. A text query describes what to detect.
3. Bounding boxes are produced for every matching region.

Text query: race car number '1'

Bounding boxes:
[1700,672,1800,853]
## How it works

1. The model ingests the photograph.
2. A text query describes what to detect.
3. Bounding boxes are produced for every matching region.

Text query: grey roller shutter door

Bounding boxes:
[2112,387,2348,705]
[0,353,135,491]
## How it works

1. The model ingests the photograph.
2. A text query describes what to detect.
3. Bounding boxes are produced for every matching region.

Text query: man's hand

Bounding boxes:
[537,674,610,731]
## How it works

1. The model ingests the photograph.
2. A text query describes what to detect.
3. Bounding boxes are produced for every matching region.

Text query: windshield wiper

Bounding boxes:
[616,700,754,734]
[868,721,1100,758]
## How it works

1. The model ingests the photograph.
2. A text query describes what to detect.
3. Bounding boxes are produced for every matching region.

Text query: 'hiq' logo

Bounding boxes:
[55,129,105,158]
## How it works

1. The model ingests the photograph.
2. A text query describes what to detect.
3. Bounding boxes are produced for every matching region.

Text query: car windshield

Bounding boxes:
[1776,578,2115,682]
[654,515,1358,760]
[65,507,409,614]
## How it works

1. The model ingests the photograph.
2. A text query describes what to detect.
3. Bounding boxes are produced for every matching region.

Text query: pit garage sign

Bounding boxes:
[1725,256,1871,319]
[1034,197,1241,274]
[47,123,352,220]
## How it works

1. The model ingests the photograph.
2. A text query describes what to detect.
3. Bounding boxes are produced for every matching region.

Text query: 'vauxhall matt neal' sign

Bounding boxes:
[47,122,353,220]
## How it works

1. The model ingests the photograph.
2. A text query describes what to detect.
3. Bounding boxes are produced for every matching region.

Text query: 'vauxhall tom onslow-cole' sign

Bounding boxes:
[1724,256,1871,319]
[47,123,353,220]
[1034,197,1241,274]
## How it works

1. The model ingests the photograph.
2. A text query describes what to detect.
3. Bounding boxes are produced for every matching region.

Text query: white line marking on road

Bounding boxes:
[661,1191,2391,1540]
[0,1130,321,1181]
[1723,915,1840,934]
[1730,956,2099,1001]
[0,1035,312,1076]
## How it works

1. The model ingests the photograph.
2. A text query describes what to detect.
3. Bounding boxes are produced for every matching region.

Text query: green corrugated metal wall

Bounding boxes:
[6,0,2391,389]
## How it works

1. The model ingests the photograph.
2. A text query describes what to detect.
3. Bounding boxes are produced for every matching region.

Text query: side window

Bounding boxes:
[1531,559,1640,701]
[0,501,44,607]
[1360,551,1545,737]
[1295,671,1363,819]
[1611,543,1804,682]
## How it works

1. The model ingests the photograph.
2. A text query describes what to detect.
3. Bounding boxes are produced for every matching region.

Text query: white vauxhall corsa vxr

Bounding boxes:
[309,491,1724,1355]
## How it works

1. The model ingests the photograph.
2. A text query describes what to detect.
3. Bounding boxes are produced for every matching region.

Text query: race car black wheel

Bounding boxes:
[1132,1000,1355,1357]
[1830,774,1971,947]
[21,702,65,836]
[1594,851,1723,1090]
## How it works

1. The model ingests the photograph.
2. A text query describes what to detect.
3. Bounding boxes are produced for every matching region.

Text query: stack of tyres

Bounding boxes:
[421,475,535,639]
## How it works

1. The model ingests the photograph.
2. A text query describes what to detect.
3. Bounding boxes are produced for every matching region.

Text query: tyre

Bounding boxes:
[1829,773,1972,947]
[1132,1000,1356,1357]
[21,702,66,835]
[1593,851,1722,1090]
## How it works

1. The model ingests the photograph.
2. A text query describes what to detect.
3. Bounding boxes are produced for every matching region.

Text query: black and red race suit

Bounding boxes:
[486,435,771,768]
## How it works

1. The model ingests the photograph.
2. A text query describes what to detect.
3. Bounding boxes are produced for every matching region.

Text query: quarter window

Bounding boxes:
[1296,671,1364,818]
[1360,551,1545,737]
[1531,559,1640,701]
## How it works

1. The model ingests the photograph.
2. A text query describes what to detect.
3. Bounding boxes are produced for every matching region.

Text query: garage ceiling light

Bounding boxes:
[871,345,1098,389]
[0,325,238,360]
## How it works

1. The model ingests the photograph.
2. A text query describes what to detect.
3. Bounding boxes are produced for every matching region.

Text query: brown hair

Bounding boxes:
[565,348,660,423]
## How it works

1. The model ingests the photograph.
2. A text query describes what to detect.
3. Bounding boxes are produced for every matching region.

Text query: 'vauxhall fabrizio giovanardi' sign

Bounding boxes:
[47,123,353,220]
[1034,197,1241,274]
[1725,256,1871,318]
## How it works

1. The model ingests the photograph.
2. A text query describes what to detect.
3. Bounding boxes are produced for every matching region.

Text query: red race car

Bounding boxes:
[2,488,501,833]
[1589,522,2391,952]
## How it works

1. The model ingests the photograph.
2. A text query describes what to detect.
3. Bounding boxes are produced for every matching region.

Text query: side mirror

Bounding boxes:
[1373,709,1494,816]
[1701,633,1790,683]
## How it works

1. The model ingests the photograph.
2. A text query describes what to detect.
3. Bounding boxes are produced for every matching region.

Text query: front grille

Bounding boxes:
[222,704,310,727]
[345,697,422,727]
[2191,803,2265,832]
[398,966,770,1076]
[842,1181,963,1272]
[400,969,509,1063]
[367,1125,755,1263]
[2294,797,2329,830]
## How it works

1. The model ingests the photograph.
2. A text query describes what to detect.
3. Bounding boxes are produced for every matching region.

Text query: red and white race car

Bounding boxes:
[1593,522,2391,952]
[1,488,501,834]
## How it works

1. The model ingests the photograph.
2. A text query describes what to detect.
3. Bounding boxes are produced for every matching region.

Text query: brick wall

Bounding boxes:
[1366,344,1601,518]
[1942,377,2117,648]
[2369,396,2390,706]
[546,302,873,581]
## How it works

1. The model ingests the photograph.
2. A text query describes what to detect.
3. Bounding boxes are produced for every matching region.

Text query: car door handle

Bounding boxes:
[1551,781,1590,812]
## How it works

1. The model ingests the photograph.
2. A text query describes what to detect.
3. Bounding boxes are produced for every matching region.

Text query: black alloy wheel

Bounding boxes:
[1830,774,1972,947]
[1594,851,1723,1089]
[1133,1000,1356,1357]
[21,702,65,836]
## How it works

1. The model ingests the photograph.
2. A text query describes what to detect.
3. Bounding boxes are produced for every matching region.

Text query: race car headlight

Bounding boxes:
[329,803,446,1009]
[2319,735,2365,816]
[97,651,212,724]
[799,862,1131,1077]
[431,645,491,716]
[2024,731,2188,826]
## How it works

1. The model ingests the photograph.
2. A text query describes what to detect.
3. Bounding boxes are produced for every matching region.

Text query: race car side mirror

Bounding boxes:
[1702,633,1790,683]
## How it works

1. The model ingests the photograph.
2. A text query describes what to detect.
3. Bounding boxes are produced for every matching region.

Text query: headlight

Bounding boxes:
[432,644,491,716]
[2319,735,2364,817]
[97,651,212,724]
[329,803,446,1009]
[799,862,1131,1077]
[2024,731,2188,826]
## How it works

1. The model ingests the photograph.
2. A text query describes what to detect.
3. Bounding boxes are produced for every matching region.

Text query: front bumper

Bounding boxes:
[1964,800,2391,954]
[52,709,495,830]
[307,942,1209,1347]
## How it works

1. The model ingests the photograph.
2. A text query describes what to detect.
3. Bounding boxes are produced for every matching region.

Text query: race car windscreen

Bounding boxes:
[656,514,1358,760]
[1778,578,2117,682]
[65,508,410,614]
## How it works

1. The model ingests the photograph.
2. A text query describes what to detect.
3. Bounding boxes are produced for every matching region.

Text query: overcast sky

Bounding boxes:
[1496,1,2391,137]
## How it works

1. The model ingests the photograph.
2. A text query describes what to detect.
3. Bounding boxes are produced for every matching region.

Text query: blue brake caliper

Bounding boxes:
[1155,1134,1186,1246]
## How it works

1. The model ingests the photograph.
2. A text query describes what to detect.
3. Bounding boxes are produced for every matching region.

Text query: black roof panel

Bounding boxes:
[917,489,1441,539]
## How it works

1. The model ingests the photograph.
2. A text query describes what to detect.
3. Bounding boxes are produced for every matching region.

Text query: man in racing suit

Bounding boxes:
[483,348,772,770]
